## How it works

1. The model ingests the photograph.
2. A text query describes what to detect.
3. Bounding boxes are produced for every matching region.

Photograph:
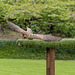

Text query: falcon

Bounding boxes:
[6,20,62,42]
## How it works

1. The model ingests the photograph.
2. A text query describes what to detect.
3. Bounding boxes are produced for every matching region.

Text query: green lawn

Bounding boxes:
[0,59,75,75]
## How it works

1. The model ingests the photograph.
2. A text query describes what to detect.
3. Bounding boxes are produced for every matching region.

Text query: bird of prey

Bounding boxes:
[6,20,62,42]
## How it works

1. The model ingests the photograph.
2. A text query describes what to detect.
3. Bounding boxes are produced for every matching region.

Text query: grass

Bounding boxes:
[56,60,75,75]
[0,59,75,75]
[0,59,46,75]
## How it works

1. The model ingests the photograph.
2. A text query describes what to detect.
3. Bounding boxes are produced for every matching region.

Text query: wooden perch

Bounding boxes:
[6,20,62,42]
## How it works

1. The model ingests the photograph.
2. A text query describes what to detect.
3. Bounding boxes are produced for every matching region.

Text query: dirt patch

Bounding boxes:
[0,29,22,40]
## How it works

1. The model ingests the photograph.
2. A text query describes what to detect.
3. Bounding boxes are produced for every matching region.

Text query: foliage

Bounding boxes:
[0,0,75,37]
[16,39,75,49]
[0,40,46,59]
[0,39,75,59]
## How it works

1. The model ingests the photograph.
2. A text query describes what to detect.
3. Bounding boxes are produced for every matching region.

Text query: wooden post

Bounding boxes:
[46,48,55,75]
[46,48,50,75]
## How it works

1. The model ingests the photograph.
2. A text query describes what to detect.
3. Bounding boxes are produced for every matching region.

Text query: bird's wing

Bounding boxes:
[27,27,33,34]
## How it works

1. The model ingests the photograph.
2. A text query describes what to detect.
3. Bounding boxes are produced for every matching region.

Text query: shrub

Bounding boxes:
[0,0,75,37]
[0,39,75,59]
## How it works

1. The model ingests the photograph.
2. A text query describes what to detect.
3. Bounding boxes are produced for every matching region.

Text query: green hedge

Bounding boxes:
[0,0,75,37]
[0,40,46,59]
[16,38,75,49]
[0,39,75,59]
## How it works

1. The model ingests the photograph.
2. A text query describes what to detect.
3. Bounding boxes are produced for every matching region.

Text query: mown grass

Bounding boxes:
[0,59,75,75]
